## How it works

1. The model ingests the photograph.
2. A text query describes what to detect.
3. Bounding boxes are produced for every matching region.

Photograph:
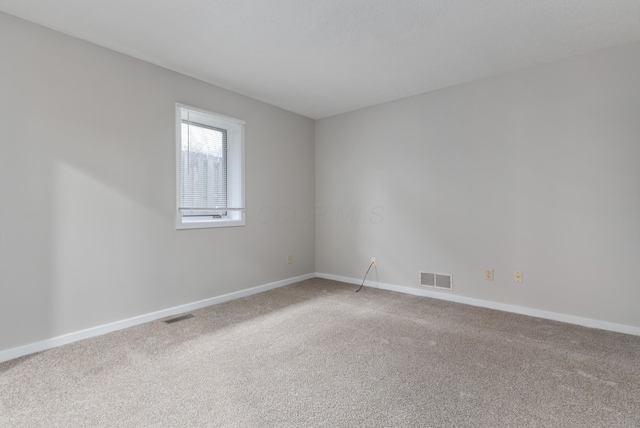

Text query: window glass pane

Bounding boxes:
[180,122,227,214]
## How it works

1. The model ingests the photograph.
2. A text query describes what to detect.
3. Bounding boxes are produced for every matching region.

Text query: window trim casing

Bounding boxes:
[175,103,246,230]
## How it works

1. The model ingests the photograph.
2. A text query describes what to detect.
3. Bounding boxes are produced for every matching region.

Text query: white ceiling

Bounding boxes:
[1,1,639,119]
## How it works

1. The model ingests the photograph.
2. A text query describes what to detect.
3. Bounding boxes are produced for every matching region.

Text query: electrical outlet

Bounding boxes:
[484,269,494,281]
[514,271,523,283]
[287,255,293,264]
[371,257,376,267]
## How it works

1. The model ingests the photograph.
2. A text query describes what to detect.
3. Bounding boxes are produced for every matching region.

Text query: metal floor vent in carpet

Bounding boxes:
[163,314,195,324]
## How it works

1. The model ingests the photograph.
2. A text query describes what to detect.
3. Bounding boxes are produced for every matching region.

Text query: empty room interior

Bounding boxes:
[1,1,640,426]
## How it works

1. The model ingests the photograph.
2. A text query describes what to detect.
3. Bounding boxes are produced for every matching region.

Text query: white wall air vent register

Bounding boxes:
[420,272,453,290]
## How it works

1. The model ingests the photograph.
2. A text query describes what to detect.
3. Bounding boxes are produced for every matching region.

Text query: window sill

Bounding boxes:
[176,216,246,230]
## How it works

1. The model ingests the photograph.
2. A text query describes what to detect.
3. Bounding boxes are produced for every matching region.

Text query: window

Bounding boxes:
[176,104,245,229]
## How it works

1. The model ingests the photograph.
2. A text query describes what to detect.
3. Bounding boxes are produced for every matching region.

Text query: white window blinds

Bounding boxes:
[177,107,245,216]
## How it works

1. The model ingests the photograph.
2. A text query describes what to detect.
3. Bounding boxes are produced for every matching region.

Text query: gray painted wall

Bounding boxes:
[0,13,316,352]
[316,42,640,328]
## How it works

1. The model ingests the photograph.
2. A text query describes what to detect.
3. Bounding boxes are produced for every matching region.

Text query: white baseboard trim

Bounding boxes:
[4,271,638,363]
[0,273,315,363]
[316,272,640,337]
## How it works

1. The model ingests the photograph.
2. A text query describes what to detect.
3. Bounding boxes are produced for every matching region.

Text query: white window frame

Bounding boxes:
[175,103,245,229]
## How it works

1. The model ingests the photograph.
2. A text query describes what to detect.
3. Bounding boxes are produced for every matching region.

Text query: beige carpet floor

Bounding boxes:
[1,278,640,427]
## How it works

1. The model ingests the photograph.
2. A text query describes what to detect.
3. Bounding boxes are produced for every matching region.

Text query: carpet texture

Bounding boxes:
[2,278,640,427]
